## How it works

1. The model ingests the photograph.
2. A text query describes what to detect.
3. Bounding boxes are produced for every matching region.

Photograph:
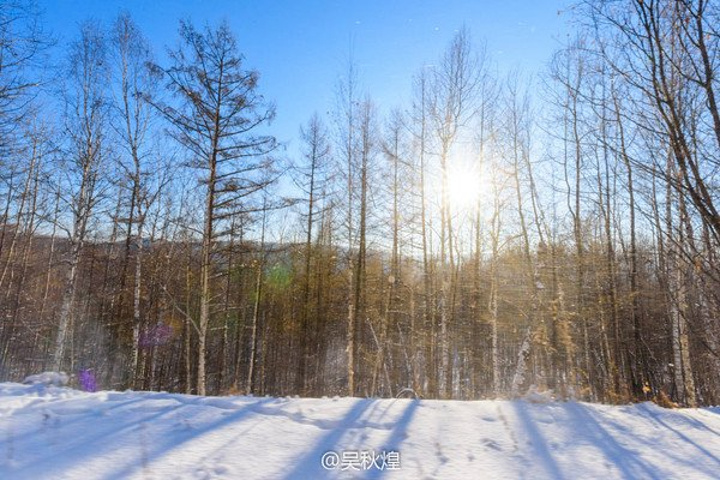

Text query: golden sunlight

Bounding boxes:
[445,162,487,216]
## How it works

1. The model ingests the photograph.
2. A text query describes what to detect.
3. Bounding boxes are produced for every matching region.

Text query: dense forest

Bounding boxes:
[0,0,719,407]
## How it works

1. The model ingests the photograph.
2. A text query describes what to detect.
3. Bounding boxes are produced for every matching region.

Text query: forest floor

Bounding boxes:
[1,379,720,479]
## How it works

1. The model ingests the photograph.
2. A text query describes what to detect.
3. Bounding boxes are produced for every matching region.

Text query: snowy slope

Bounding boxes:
[1,382,720,479]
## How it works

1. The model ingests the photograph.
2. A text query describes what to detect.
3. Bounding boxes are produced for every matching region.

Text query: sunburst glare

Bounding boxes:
[444,160,489,217]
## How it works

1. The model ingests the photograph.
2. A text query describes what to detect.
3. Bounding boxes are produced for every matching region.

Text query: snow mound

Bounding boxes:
[523,385,555,403]
[22,371,69,386]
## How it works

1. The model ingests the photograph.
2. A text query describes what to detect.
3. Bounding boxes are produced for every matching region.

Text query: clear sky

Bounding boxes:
[37,0,571,152]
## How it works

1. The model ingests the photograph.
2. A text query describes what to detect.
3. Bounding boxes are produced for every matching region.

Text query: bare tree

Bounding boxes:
[334,58,360,396]
[109,12,168,388]
[52,22,110,371]
[294,113,331,394]
[0,0,49,151]
[148,20,277,395]
[427,28,482,398]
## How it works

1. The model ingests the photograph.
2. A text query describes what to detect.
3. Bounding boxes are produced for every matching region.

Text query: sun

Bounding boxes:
[445,162,486,215]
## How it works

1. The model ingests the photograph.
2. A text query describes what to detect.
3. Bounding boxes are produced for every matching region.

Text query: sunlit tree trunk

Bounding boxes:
[53,23,109,372]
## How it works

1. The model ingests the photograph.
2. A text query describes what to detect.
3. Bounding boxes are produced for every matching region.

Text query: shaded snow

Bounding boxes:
[1,382,720,479]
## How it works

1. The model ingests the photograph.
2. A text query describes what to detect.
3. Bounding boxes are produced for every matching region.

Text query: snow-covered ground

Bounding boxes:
[1,381,720,479]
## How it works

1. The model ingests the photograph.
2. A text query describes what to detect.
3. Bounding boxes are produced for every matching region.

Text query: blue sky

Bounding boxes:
[38,0,570,152]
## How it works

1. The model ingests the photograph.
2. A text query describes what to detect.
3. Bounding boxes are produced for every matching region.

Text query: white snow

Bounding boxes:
[1,382,720,479]
[21,371,69,387]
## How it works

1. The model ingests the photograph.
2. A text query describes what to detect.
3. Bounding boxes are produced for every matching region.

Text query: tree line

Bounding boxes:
[0,0,719,406]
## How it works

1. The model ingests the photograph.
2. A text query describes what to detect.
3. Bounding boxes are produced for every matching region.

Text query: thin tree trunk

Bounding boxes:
[247,204,267,394]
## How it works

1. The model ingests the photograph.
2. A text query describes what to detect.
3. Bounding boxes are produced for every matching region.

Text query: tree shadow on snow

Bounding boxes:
[6,399,197,479]
[282,398,418,480]
[364,399,419,480]
[5,396,273,480]
[511,401,565,479]
[564,402,663,480]
[4,395,149,449]
[632,403,720,474]
[102,398,273,480]
[281,398,373,480]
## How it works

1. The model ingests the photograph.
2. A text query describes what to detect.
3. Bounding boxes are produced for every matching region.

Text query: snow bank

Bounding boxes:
[21,371,69,387]
[522,385,555,403]
[1,382,719,479]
